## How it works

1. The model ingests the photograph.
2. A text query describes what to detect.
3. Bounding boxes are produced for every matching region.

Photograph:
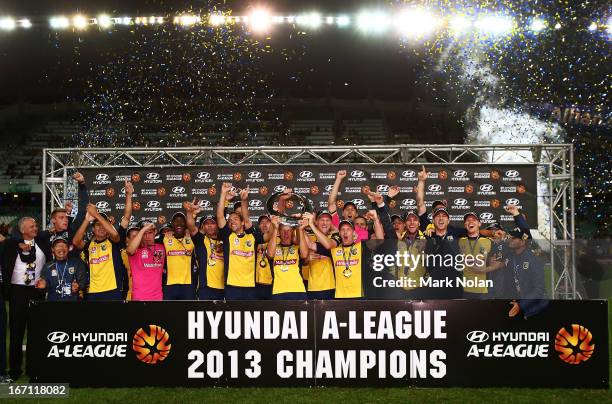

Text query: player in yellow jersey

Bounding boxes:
[297,211,340,300]
[255,215,273,299]
[266,216,307,300]
[217,183,268,300]
[459,212,504,299]
[73,203,125,301]
[162,209,196,300]
[183,197,225,300]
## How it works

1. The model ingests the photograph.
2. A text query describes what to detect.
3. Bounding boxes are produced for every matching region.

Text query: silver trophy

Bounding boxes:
[266,191,313,226]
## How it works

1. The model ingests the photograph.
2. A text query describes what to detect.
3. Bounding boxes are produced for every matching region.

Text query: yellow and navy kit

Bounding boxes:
[83,228,126,294]
[392,235,427,291]
[163,235,195,285]
[192,232,225,290]
[306,232,340,292]
[270,243,305,295]
[317,241,369,299]
[458,236,493,294]
[120,249,132,300]
[255,239,277,286]
[220,225,264,288]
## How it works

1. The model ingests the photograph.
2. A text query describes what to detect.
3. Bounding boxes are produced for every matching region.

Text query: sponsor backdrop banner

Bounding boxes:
[81,165,538,227]
[28,300,608,388]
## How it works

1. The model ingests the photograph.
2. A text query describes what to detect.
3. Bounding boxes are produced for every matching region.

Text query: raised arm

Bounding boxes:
[127,223,154,255]
[266,216,280,258]
[216,182,234,229]
[72,211,94,250]
[239,186,253,230]
[297,218,311,260]
[327,170,346,214]
[120,179,134,230]
[88,204,120,243]
[185,198,203,237]
[416,165,427,216]
[506,205,532,239]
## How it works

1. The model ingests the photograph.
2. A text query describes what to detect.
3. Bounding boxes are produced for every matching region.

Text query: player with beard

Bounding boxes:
[255,215,273,299]
[184,198,225,301]
[459,212,504,299]
[307,212,373,299]
[298,211,341,299]
[217,183,267,300]
[73,204,125,300]
[266,217,307,300]
[162,208,197,300]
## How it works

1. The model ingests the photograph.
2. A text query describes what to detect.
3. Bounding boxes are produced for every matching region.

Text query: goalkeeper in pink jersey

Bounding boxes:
[126,221,165,301]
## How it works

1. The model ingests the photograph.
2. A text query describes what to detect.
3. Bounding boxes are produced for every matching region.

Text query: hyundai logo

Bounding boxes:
[480,212,494,220]
[249,200,262,207]
[248,171,262,179]
[299,171,313,179]
[198,200,211,208]
[506,198,520,206]
[352,199,365,206]
[324,185,334,192]
[95,173,109,181]
[402,170,416,178]
[377,185,390,193]
[197,172,210,179]
[505,170,520,178]
[172,186,186,194]
[274,185,286,193]
[466,330,490,343]
[454,198,468,206]
[351,170,365,178]
[96,201,109,209]
[480,184,494,192]
[454,170,468,178]
[146,173,160,180]
[147,201,161,208]
[47,331,69,344]
[428,184,442,192]
[402,199,416,206]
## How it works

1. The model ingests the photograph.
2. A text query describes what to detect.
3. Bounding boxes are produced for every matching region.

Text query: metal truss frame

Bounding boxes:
[43,144,576,299]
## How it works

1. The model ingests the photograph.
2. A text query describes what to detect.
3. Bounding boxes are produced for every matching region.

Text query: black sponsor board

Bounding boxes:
[81,164,538,227]
[28,300,608,388]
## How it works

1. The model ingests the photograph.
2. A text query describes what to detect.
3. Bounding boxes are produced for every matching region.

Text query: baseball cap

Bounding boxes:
[51,236,70,247]
[431,200,446,210]
[159,223,173,233]
[343,201,357,210]
[137,219,155,229]
[338,220,354,229]
[316,210,333,220]
[463,212,479,221]
[432,207,449,218]
[508,227,529,240]
[171,212,186,222]
[257,214,271,224]
[92,212,109,224]
[199,215,216,226]
[404,211,419,220]
[126,223,140,233]
[390,214,403,222]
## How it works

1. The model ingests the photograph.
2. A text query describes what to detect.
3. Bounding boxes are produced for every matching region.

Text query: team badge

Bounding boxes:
[51,269,57,277]
[480,247,485,254]
[336,250,343,256]
[168,239,173,245]
[101,244,107,251]
[523,262,529,270]
[246,240,253,248]
[91,247,97,253]
[185,238,191,244]
[233,238,240,246]
[276,248,282,256]
[289,247,295,255]
[447,235,454,240]
[350,247,358,255]
[142,250,149,258]
[68,267,75,274]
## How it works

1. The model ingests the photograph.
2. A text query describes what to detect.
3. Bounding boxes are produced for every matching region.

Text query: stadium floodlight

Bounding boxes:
[149,16,157,24]
[473,14,514,35]
[356,11,391,34]
[336,15,350,27]
[287,16,295,23]
[210,14,225,26]
[306,13,322,28]
[272,15,283,24]
[326,16,334,25]
[97,14,113,28]
[157,16,164,24]
[249,8,272,32]
[49,16,70,29]
[72,15,89,30]
[177,15,201,26]
[588,22,597,31]
[0,17,16,31]
[530,18,546,32]
[396,9,439,38]
[18,18,32,28]
[121,17,132,25]
[448,15,471,35]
